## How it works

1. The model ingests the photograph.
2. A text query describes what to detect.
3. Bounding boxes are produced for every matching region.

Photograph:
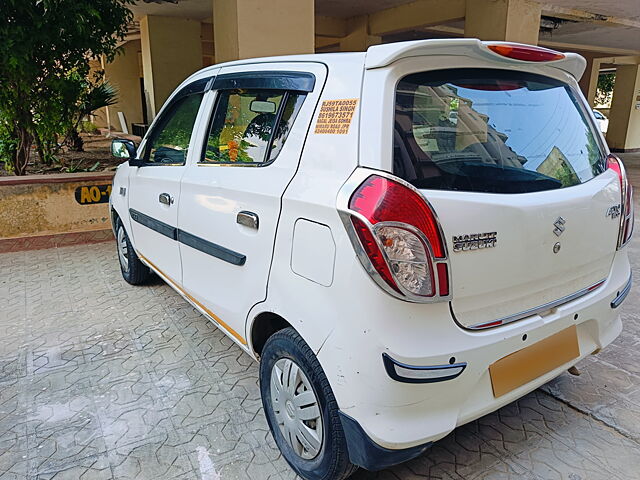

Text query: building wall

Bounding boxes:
[607,64,640,151]
[95,28,216,132]
[141,16,203,118]
[203,22,215,67]
[88,58,109,129]
[105,39,144,132]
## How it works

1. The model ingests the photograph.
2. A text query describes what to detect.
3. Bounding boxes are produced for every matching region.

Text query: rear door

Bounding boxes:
[178,63,327,345]
[128,78,211,283]
[362,60,620,329]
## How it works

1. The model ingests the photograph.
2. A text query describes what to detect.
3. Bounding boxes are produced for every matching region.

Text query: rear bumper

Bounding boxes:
[318,251,630,451]
[339,411,431,470]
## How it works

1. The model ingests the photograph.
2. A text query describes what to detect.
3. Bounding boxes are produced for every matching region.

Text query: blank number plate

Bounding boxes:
[489,325,580,398]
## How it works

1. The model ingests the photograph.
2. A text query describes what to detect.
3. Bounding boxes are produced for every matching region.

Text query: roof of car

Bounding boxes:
[198,52,366,73]
[194,38,586,81]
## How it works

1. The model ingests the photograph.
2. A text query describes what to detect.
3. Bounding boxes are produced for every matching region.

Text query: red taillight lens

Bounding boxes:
[607,154,634,248]
[607,154,623,179]
[487,43,565,62]
[436,263,449,297]
[345,175,450,301]
[349,175,446,258]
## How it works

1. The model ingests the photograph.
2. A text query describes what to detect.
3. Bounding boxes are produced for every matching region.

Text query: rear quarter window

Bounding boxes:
[394,69,606,194]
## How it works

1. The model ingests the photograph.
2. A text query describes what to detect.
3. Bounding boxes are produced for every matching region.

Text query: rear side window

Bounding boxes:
[201,89,305,165]
[394,69,606,194]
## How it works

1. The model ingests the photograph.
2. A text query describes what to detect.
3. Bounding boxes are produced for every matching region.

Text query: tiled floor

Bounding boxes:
[0,154,638,479]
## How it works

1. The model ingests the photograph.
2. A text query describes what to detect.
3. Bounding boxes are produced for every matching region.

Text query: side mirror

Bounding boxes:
[111,138,138,162]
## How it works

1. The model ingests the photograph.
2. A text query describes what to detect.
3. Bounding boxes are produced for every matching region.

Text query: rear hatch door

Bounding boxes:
[391,67,620,328]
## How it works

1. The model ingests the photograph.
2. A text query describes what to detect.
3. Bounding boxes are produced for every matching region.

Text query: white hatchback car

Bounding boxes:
[109,39,633,480]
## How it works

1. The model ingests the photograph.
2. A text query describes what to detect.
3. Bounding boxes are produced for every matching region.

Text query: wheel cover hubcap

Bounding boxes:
[270,358,323,460]
[117,227,129,272]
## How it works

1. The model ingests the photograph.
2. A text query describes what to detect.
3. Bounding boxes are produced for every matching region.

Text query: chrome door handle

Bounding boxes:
[159,193,174,205]
[237,211,259,230]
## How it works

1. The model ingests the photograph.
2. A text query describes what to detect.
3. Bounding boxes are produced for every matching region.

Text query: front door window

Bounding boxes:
[144,93,204,165]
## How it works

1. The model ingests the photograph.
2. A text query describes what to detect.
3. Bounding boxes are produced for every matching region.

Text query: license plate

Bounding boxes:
[489,325,579,398]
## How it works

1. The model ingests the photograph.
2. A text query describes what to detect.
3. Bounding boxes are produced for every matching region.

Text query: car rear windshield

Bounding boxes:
[394,69,606,194]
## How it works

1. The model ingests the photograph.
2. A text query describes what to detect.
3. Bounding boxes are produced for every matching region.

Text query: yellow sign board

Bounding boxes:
[74,184,112,205]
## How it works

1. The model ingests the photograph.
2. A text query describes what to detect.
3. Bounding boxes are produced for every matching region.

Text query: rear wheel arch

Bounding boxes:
[250,312,293,357]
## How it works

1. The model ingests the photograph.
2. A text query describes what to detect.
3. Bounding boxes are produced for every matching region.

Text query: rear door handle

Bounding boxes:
[237,211,259,230]
[159,193,174,205]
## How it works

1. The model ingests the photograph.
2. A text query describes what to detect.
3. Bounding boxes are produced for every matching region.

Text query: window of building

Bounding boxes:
[202,89,305,165]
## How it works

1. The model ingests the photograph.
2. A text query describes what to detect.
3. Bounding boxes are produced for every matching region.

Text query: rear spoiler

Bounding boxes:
[365,39,586,80]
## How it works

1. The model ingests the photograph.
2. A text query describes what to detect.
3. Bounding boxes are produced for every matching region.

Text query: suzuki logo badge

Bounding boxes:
[553,217,566,237]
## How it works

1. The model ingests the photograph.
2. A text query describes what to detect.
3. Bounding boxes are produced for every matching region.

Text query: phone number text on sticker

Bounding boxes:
[314,99,358,135]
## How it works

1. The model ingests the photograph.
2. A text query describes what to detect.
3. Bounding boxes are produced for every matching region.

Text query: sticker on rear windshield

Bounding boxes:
[314,99,358,135]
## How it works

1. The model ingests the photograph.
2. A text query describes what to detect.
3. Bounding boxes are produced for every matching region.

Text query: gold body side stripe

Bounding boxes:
[137,252,248,346]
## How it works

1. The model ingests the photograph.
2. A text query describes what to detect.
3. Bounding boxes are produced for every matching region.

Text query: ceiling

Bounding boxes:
[129,0,640,54]
[131,0,640,21]
[542,0,639,21]
[130,0,212,20]
[315,0,640,19]
[539,23,640,53]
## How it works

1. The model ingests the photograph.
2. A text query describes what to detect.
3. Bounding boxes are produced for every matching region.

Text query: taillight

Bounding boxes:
[341,174,450,302]
[487,43,565,62]
[607,154,634,248]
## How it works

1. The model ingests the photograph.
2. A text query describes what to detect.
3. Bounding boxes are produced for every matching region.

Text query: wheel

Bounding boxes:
[115,218,151,285]
[260,328,357,480]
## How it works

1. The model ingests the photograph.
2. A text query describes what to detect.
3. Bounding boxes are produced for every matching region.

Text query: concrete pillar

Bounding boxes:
[103,40,144,133]
[579,57,603,107]
[606,64,640,151]
[213,0,314,63]
[141,15,203,119]
[465,0,541,45]
[340,16,381,52]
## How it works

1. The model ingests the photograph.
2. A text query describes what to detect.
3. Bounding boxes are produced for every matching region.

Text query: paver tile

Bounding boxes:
[0,178,638,480]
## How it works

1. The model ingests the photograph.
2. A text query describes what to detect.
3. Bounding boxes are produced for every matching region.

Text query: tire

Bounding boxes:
[115,218,151,285]
[260,328,357,480]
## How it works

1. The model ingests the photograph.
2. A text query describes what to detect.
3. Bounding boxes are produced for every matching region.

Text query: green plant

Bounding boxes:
[0,0,133,175]
[0,133,17,175]
[0,110,18,173]
[80,121,99,134]
[82,83,119,116]
[31,73,82,165]
[62,158,84,173]
[595,72,615,107]
[63,81,119,152]
[61,159,100,174]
